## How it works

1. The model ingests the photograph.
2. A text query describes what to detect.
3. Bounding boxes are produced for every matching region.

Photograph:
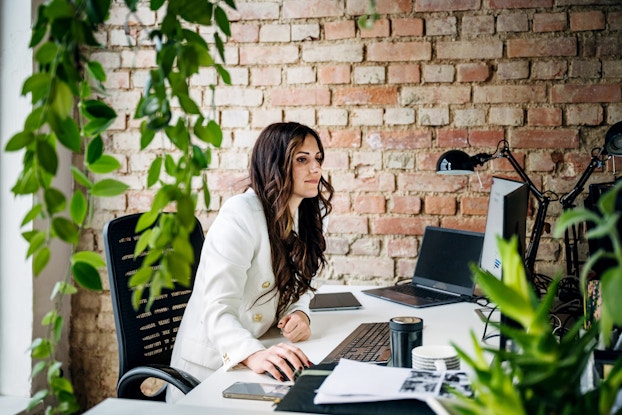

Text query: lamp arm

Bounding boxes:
[559,149,609,209]
[499,146,545,202]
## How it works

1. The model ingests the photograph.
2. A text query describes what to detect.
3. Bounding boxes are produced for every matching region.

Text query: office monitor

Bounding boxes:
[479,176,528,352]
[480,176,529,280]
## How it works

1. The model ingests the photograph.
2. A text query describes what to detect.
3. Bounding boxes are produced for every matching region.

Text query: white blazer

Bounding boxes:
[170,188,313,379]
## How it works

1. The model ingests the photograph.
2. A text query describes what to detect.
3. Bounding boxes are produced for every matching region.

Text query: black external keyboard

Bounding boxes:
[320,322,391,365]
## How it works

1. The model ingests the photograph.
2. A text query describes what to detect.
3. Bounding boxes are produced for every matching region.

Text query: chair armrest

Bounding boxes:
[117,364,201,401]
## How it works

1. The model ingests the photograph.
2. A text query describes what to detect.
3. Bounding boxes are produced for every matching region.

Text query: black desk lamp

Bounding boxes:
[437,122,622,279]
[437,140,552,277]
[558,122,622,277]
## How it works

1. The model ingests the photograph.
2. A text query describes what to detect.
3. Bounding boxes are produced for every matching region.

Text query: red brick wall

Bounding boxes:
[71,0,622,408]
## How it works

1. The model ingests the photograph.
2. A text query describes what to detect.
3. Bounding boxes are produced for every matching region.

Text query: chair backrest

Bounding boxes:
[103,213,204,379]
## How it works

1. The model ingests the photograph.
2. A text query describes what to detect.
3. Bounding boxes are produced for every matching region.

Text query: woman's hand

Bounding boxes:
[278,310,311,342]
[242,342,311,381]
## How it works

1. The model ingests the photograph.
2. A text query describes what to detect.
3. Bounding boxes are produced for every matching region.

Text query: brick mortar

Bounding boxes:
[71,0,622,409]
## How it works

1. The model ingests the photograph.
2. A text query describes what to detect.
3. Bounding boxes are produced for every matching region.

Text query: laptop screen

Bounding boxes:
[412,226,484,296]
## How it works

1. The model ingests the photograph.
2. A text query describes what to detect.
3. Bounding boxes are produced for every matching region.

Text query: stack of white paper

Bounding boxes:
[313,359,471,405]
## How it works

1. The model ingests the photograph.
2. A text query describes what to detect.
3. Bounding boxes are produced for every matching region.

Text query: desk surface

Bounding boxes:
[177,285,491,412]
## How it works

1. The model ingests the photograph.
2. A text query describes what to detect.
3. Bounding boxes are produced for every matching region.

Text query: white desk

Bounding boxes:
[178,285,490,412]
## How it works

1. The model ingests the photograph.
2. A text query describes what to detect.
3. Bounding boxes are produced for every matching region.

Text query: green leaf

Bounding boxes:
[44,0,75,19]
[553,208,602,238]
[598,181,622,215]
[165,118,190,151]
[52,313,63,342]
[37,139,58,175]
[140,120,157,149]
[177,195,196,228]
[194,117,223,147]
[192,144,208,169]
[136,211,159,233]
[51,79,74,120]
[42,310,58,326]
[32,361,47,378]
[88,155,122,174]
[129,266,153,287]
[182,28,208,50]
[147,157,162,187]
[86,136,104,164]
[166,251,191,286]
[214,32,225,62]
[44,187,67,214]
[82,99,116,120]
[164,154,176,177]
[22,73,52,103]
[47,361,63,382]
[30,4,49,48]
[86,60,107,82]
[602,266,622,327]
[26,231,46,258]
[216,64,231,85]
[70,190,87,225]
[53,116,81,153]
[135,229,152,256]
[71,251,106,269]
[50,376,74,394]
[80,80,92,98]
[25,107,46,131]
[72,261,103,290]
[91,178,129,197]
[214,5,231,36]
[132,286,144,310]
[152,186,176,212]
[5,131,35,152]
[27,389,48,412]
[71,166,94,188]
[84,117,116,137]
[52,217,80,244]
[86,0,111,24]
[51,281,78,299]
[33,247,51,276]
[22,204,43,227]
[30,338,52,359]
[34,42,59,65]
[172,233,194,264]
[178,93,201,114]
[149,0,165,10]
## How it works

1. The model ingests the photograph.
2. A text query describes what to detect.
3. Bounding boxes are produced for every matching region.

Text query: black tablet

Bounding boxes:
[309,292,362,312]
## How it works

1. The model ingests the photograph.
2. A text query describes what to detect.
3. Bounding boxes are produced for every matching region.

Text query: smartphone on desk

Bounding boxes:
[222,381,291,401]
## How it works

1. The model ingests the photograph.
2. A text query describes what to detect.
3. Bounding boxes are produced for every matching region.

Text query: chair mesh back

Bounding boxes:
[104,214,204,378]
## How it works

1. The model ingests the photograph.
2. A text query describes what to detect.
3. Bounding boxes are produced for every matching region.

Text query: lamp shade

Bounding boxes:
[436,150,475,174]
[604,121,622,156]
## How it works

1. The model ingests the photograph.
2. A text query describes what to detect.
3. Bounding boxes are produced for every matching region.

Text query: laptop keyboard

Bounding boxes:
[390,284,458,301]
[320,322,391,365]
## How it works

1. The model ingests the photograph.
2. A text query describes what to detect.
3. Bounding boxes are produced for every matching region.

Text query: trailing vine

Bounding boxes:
[4,0,234,412]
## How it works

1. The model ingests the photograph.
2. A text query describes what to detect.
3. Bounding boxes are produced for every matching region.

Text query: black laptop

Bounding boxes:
[362,226,484,308]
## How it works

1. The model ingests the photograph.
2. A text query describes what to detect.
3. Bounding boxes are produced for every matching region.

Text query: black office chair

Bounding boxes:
[103,213,204,400]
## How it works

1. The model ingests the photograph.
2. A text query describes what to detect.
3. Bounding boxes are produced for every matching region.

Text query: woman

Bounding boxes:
[167,122,334,401]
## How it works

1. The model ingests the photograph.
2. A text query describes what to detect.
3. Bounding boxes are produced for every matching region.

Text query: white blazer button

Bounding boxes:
[262,281,270,289]
[253,314,263,322]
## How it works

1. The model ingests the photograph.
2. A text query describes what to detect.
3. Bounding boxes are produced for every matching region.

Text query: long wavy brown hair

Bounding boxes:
[249,122,334,319]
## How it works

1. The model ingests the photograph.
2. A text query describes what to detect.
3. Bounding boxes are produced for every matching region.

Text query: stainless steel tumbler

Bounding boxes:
[389,316,424,368]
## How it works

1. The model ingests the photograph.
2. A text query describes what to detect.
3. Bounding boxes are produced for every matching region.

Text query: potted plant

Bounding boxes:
[439,180,622,415]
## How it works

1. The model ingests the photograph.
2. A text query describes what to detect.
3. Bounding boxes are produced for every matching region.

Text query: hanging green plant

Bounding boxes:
[5,0,235,412]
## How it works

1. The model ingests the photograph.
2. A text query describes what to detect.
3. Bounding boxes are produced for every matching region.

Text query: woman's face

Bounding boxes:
[289,135,323,208]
